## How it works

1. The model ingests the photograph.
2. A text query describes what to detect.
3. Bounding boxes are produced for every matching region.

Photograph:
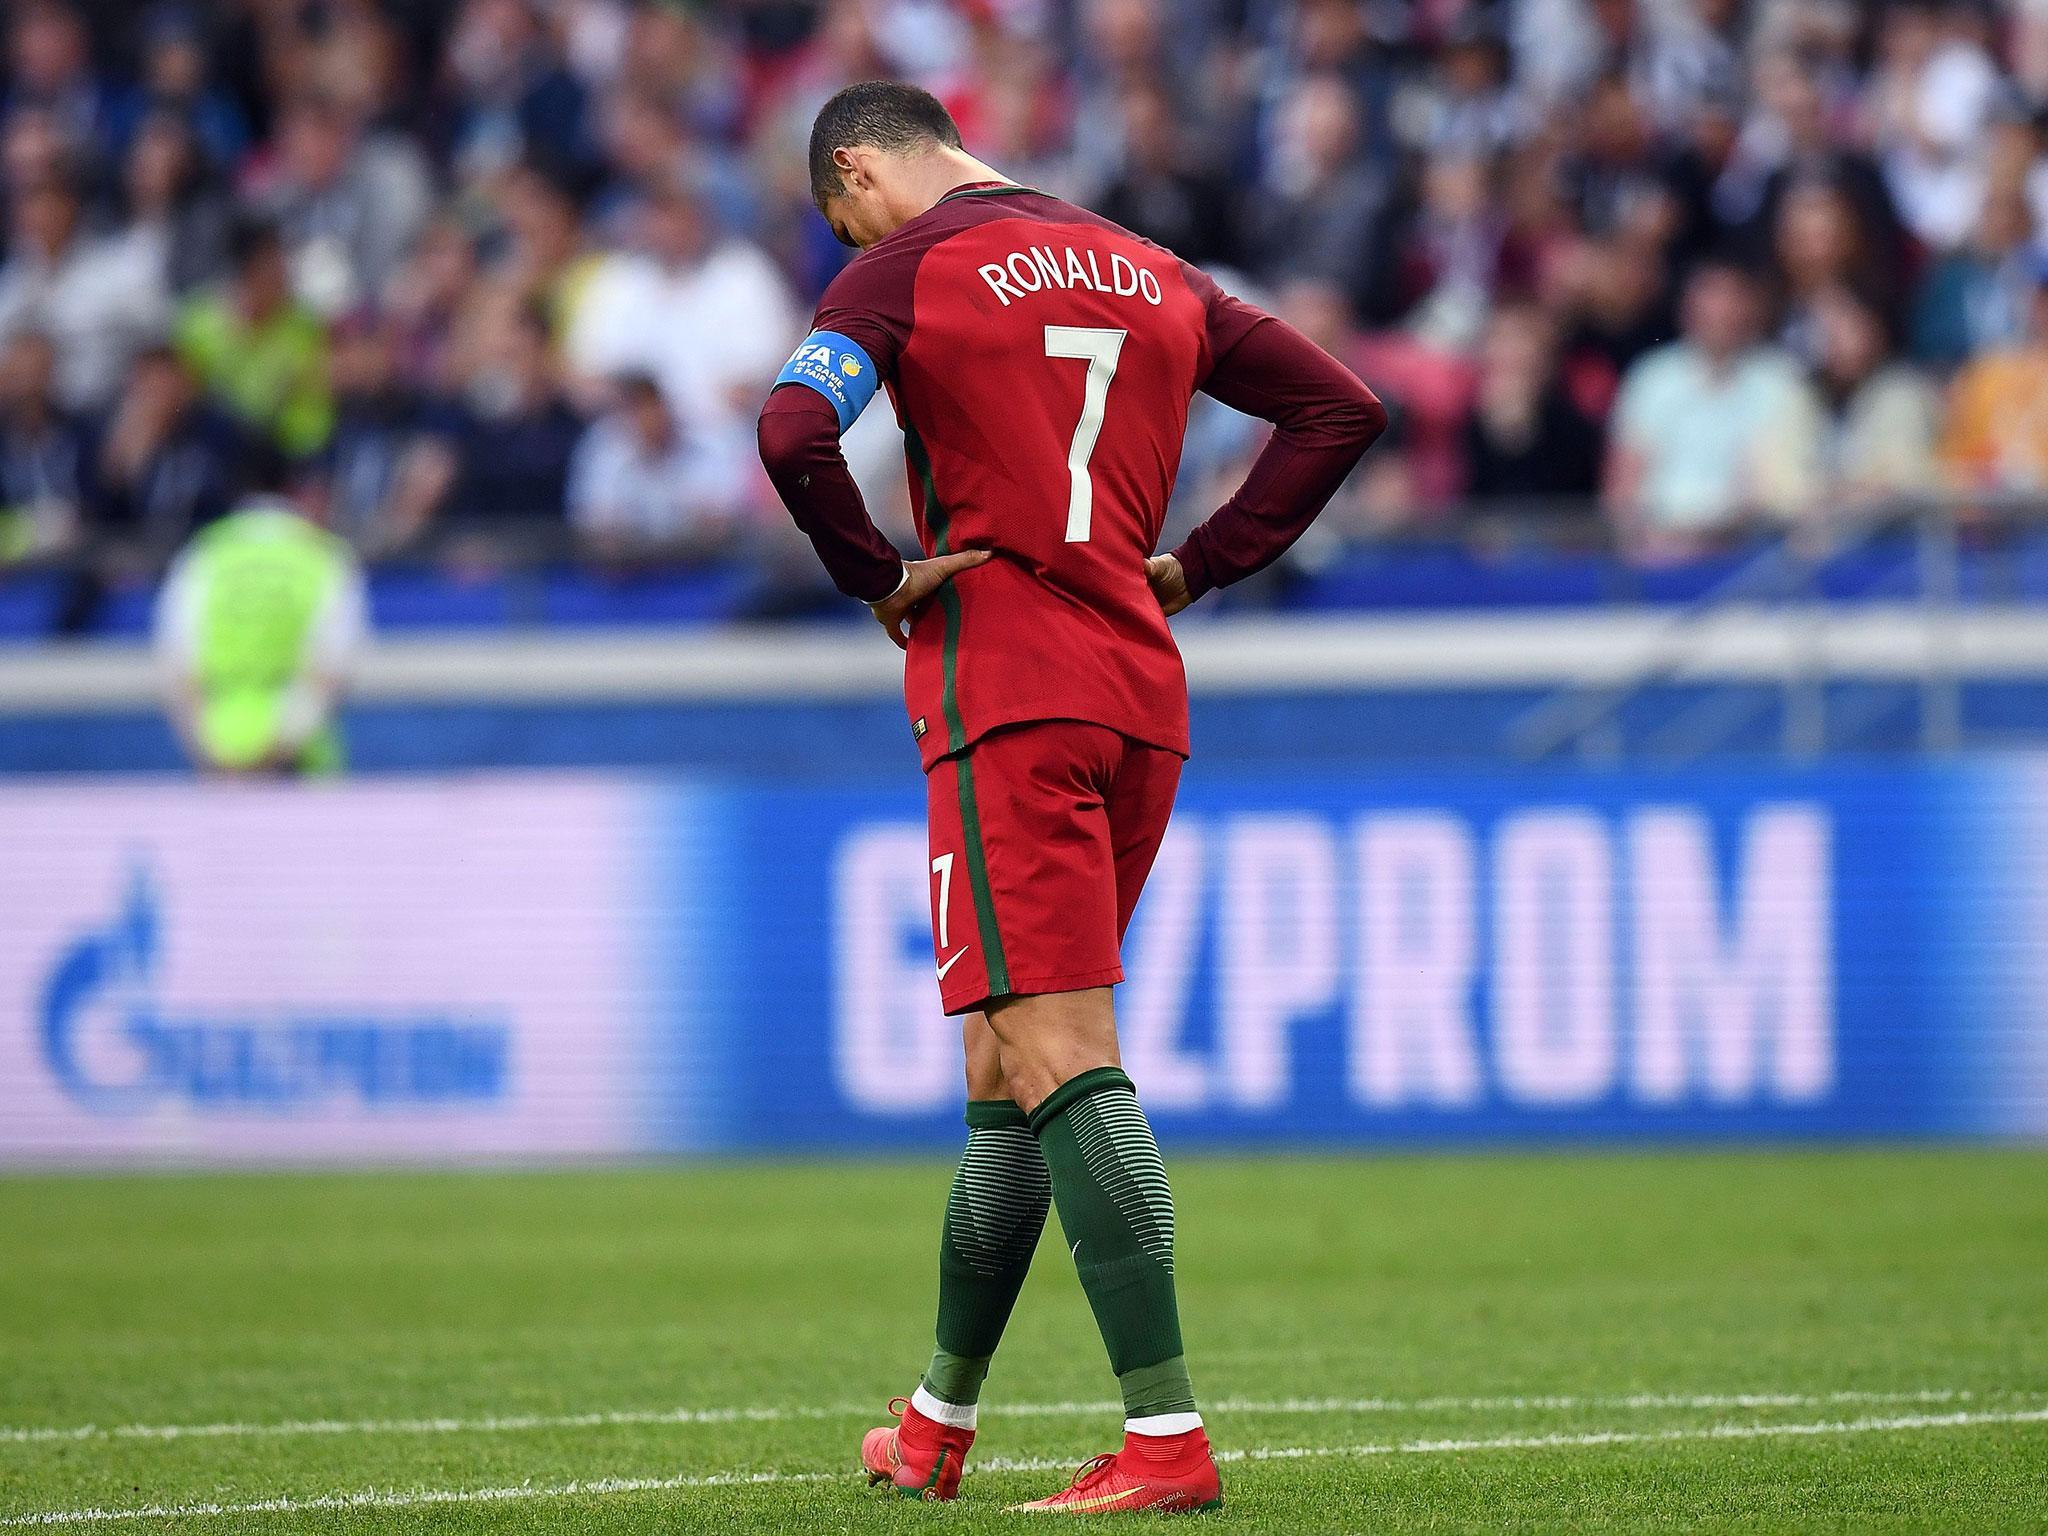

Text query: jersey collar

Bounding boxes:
[936,180,1033,204]
[876,181,1035,254]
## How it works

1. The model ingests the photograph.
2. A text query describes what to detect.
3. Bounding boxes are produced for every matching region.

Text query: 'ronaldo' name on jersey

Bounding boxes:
[975,243,1168,308]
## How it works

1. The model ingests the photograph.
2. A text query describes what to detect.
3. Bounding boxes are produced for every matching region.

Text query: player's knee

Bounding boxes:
[983,989,1119,1113]
[962,1012,1011,1101]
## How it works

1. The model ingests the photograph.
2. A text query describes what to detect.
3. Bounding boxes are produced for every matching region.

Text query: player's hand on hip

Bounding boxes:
[870,550,993,649]
[1145,553,1192,616]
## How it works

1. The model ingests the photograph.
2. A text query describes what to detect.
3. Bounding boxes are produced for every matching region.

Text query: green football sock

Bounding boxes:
[921,1100,1051,1408]
[1030,1067,1199,1421]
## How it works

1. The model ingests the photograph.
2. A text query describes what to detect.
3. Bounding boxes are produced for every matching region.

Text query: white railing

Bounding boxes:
[1506,496,2048,763]
[5,605,2048,721]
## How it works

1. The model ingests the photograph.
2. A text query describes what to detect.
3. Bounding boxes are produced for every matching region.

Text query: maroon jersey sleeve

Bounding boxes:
[756,243,928,603]
[808,240,920,377]
[1185,262,1268,386]
[1169,272,1388,600]
[756,389,903,602]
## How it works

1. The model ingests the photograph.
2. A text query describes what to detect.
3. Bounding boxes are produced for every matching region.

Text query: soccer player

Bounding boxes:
[758,82,1385,1513]
[153,453,368,777]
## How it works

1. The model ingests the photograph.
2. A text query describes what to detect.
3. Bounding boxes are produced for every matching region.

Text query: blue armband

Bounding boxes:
[774,330,880,432]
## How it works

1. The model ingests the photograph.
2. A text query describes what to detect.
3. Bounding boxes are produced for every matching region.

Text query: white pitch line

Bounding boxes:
[1193,1389,1985,1417]
[4,1406,2045,1528]
[0,1405,828,1447]
[0,1387,1997,1447]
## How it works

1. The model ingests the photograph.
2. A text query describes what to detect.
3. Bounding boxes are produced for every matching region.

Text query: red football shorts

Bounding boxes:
[925,720,1183,1016]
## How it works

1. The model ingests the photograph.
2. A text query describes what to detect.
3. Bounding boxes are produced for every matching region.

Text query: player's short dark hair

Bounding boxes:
[808,80,962,204]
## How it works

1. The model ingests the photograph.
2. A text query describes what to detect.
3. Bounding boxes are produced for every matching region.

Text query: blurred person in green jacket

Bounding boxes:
[151,453,368,776]
[173,215,333,458]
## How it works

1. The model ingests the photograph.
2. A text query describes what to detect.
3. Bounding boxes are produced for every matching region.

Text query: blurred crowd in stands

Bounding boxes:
[7,0,2048,628]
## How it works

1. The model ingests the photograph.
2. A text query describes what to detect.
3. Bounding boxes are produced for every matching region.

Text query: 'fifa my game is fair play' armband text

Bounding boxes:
[775,330,879,431]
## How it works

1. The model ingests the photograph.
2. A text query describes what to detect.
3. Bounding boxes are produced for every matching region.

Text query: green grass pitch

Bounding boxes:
[4,1148,2046,1533]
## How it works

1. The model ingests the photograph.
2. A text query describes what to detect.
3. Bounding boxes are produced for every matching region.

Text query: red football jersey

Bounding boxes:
[808,183,1263,769]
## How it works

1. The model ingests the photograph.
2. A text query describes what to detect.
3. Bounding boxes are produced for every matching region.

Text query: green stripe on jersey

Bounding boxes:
[903,426,1009,996]
[902,426,966,754]
[952,752,1009,996]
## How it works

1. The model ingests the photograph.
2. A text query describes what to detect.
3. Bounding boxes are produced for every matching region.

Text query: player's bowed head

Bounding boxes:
[808,80,1015,252]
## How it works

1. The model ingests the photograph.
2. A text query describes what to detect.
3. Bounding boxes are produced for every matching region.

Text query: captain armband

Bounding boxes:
[774,330,880,432]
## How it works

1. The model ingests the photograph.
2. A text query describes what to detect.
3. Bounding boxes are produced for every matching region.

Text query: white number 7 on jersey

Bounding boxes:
[931,852,955,949]
[1043,325,1126,543]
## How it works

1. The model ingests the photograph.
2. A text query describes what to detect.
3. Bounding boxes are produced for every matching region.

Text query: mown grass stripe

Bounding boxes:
[4,1407,2043,1526]
[0,1388,1999,1446]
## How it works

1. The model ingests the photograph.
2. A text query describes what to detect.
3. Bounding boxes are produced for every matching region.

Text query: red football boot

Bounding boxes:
[861,1395,975,1501]
[1008,1426,1223,1514]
